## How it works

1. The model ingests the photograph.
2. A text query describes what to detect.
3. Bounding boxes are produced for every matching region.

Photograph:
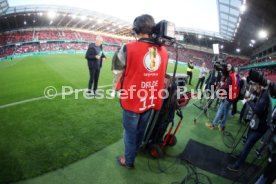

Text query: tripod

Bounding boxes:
[193,85,221,124]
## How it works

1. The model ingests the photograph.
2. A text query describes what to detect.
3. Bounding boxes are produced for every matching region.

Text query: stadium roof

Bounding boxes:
[1,5,133,36]
[0,1,242,40]
[9,0,220,33]
[217,0,242,41]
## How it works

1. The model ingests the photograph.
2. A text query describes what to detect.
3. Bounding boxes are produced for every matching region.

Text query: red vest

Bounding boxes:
[118,42,168,113]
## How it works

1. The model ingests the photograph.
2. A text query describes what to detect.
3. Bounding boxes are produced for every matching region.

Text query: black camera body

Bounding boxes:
[152,20,176,46]
[247,69,276,98]
[214,60,227,71]
[212,55,228,75]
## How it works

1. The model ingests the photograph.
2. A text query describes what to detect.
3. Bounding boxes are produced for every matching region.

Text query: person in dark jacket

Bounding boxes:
[187,60,194,85]
[85,36,106,96]
[227,82,270,172]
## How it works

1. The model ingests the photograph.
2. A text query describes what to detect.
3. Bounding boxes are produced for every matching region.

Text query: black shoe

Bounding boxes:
[227,163,240,172]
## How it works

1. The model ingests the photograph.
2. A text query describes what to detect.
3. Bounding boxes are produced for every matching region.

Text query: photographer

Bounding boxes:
[206,63,238,131]
[115,14,168,169]
[227,82,270,172]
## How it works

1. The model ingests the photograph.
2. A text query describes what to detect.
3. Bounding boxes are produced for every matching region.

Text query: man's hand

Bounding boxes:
[102,58,106,61]
[96,55,101,60]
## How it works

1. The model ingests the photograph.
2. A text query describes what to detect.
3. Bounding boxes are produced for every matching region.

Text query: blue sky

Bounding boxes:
[9,0,219,32]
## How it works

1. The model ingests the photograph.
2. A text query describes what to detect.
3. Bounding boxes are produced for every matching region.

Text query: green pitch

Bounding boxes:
[0,54,256,184]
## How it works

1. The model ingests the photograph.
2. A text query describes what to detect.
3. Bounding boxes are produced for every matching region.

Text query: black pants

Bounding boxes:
[187,71,193,85]
[196,77,205,90]
[88,68,100,93]
[231,100,237,115]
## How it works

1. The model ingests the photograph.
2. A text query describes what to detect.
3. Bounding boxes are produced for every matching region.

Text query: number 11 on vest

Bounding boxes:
[139,95,155,111]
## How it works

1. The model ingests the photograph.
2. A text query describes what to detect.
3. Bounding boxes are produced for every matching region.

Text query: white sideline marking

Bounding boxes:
[0,84,112,109]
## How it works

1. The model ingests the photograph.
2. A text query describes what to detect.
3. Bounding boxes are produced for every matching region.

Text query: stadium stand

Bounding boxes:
[0,29,251,70]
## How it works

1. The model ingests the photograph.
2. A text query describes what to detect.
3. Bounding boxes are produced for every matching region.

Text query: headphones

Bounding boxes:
[132,17,140,34]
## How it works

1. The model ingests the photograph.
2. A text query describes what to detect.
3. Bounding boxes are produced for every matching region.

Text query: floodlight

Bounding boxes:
[47,11,56,19]
[251,39,255,44]
[240,4,246,14]
[236,48,241,53]
[258,30,268,39]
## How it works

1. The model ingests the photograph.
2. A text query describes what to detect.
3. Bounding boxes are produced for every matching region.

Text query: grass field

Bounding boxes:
[0,54,261,184]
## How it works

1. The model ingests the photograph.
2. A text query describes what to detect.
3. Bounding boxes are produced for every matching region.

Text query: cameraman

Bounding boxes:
[115,14,168,169]
[206,63,236,131]
[227,82,270,172]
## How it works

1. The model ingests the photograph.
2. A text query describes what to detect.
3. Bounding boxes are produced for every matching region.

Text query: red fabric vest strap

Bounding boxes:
[118,42,168,113]
[229,73,239,102]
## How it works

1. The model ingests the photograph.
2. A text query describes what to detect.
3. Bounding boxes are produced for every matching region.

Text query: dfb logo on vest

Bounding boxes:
[143,47,161,72]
